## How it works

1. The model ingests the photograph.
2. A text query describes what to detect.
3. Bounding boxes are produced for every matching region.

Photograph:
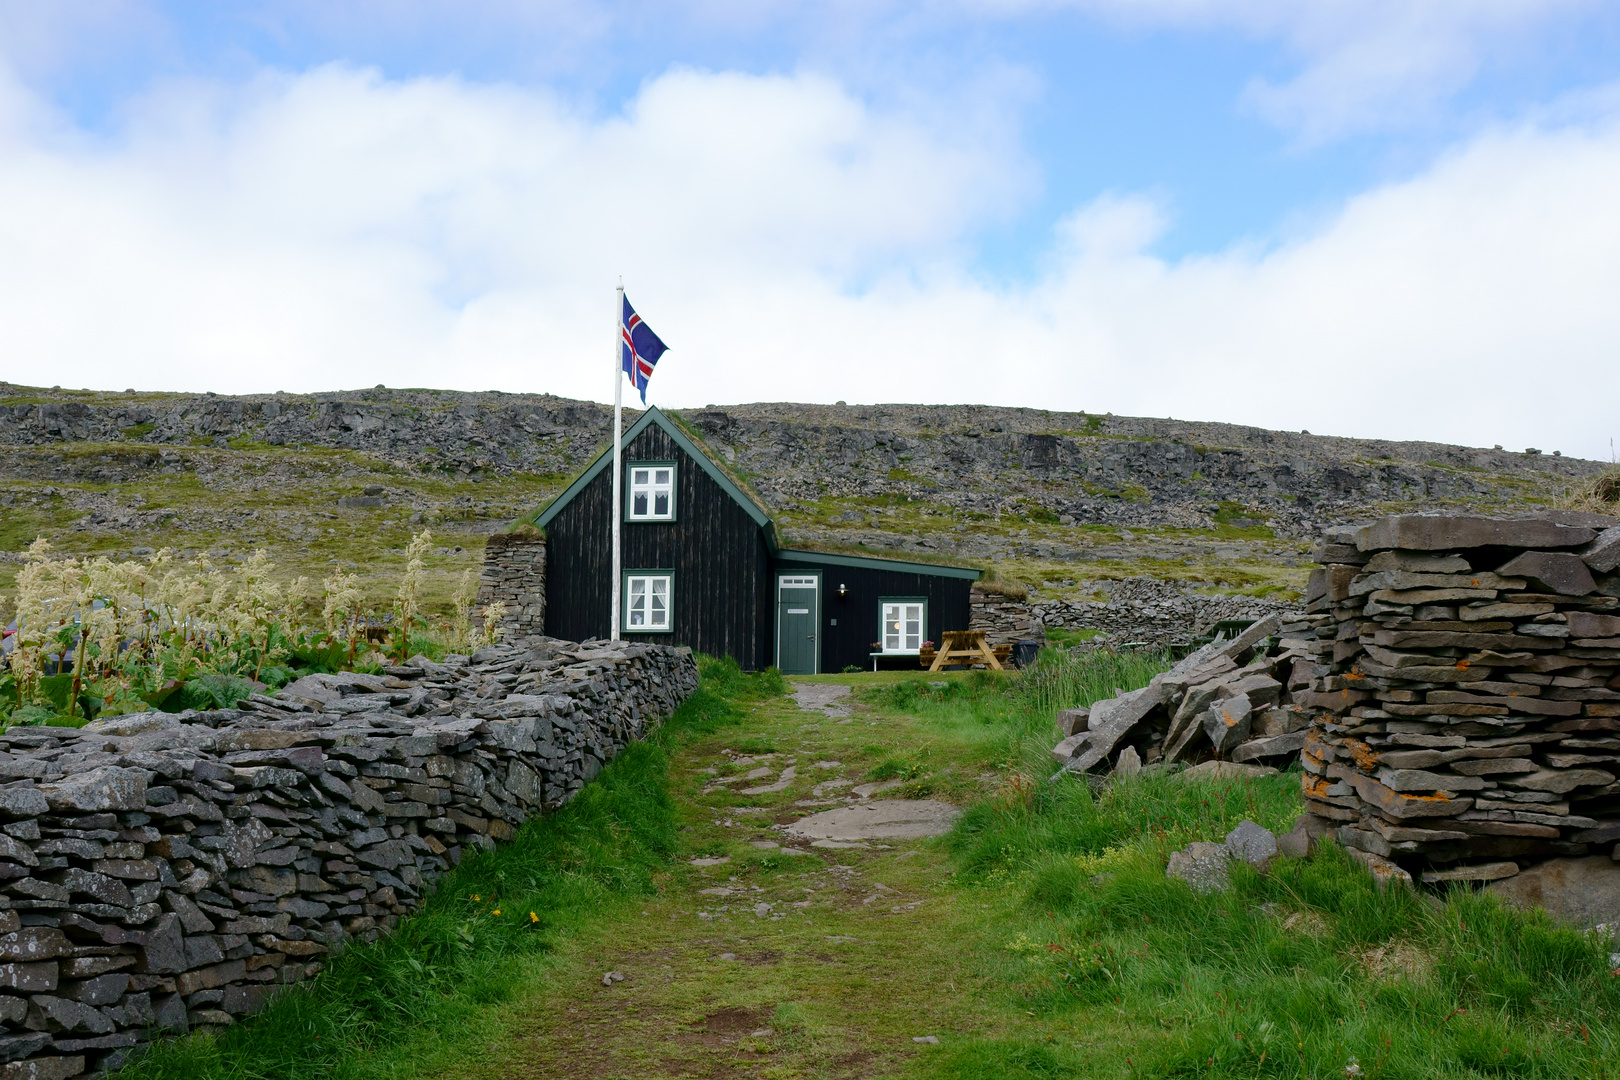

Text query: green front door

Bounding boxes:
[776,575,820,675]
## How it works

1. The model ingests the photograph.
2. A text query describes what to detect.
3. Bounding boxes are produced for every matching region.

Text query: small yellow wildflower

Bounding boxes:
[529,912,539,923]
[492,909,501,916]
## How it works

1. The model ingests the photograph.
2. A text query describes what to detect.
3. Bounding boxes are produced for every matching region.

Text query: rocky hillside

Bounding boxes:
[1,381,1608,612]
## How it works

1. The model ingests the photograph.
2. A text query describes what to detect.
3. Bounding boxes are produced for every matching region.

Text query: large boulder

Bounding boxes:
[1485,856,1620,932]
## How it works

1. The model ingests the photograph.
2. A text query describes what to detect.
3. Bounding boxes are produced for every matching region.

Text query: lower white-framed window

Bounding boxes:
[624,571,674,632]
[879,597,925,653]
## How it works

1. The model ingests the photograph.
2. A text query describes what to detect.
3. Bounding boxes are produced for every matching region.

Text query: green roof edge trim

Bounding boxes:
[774,548,982,580]
[534,406,774,533]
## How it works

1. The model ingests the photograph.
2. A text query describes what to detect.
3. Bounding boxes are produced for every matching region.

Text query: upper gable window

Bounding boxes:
[626,462,676,521]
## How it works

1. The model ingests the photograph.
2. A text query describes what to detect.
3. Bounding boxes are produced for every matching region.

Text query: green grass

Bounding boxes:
[114,649,1620,1079]
[1042,626,1107,649]
[116,655,782,1080]
[912,657,1620,1079]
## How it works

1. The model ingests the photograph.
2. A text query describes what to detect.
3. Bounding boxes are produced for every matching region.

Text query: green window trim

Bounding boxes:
[622,569,676,633]
[624,460,678,522]
[877,596,927,654]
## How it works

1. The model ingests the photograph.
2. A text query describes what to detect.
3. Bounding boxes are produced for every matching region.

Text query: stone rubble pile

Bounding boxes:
[1298,513,1620,884]
[1050,612,1326,775]
[1034,577,1291,648]
[0,638,696,1079]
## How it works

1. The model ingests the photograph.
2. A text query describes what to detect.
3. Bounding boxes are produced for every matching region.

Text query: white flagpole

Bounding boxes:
[610,280,624,641]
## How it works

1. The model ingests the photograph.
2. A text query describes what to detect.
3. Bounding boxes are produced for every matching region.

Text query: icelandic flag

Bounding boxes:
[621,294,670,404]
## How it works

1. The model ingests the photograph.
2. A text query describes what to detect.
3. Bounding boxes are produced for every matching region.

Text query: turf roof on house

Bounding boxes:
[527,406,981,581]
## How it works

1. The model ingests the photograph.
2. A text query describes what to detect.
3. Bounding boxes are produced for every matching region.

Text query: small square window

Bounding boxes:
[879,599,925,653]
[624,572,673,632]
[627,463,675,521]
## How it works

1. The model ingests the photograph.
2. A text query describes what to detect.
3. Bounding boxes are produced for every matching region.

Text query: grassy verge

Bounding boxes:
[919,652,1620,1078]
[117,656,781,1080]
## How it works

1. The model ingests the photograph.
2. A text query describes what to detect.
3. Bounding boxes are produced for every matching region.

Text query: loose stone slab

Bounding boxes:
[786,800,961,841]
[1176,760,1278,782]
[1166,842,1231,894]
[1420,862,1519,884]
[1353,515,1596,553]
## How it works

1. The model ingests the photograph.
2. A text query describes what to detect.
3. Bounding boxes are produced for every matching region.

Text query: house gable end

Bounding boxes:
[535,406,773,537]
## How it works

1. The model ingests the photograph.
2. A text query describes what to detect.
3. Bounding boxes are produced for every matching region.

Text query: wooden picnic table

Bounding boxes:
[926,629,1004,672]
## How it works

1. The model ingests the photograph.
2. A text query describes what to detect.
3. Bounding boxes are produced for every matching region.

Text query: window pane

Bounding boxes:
[650,578,669,627]
[655,469,670,485]
[905,605,922,649]
[654,491,669,516]
[883,604,899,650]
[632,492,648,516]
[628,579,647,626]
[633,469,649,485]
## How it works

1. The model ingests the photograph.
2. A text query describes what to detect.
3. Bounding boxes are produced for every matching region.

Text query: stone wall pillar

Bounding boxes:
[968,583,1044,647]
[476,530,547,647]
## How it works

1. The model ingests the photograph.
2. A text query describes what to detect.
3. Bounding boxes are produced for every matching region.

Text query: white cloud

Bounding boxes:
[970,0,1598,141]
[0,63,1616,460]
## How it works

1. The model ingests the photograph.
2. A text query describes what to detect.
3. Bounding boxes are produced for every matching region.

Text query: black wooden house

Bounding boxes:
[531,407,980,673]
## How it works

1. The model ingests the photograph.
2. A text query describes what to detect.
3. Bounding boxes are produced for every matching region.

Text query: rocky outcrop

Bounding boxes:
[1,385,1604,544]
[0,638,697,1078]
[1295,512,1620,882]
[0,387,611,480]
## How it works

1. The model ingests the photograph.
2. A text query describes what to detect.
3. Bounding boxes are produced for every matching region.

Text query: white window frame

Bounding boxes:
[623,571,674,633]
[879,598,926,654]
[625,462,676,521]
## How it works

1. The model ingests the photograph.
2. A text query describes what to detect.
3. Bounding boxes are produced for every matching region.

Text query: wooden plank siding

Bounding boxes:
[775,559,973,672]
[542,423,773,668]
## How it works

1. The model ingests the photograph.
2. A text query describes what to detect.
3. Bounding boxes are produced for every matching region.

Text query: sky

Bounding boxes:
[0,2,1618,459]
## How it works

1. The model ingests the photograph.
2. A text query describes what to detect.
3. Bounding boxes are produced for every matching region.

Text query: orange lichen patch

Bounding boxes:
[1398,791,1453,803]
[1346,670,1366,682]
[1346,738,1381,772]
[1456,659,1471,670]
[1303,775,1334,799]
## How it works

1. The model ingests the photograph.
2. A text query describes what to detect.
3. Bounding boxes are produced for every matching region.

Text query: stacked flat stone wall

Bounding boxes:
[1034,577,1290,646]
[0,638,696,1078]
[1298,512,1620,883]
[968,585,1043,647]
[476,531,547,648]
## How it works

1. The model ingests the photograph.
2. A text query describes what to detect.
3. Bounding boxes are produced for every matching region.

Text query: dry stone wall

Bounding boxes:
[476,532,547,648]
[0,639,697,1079]
[1297,512,1620,883]
[968,585,1043,647]
[1034,577,1291,646]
